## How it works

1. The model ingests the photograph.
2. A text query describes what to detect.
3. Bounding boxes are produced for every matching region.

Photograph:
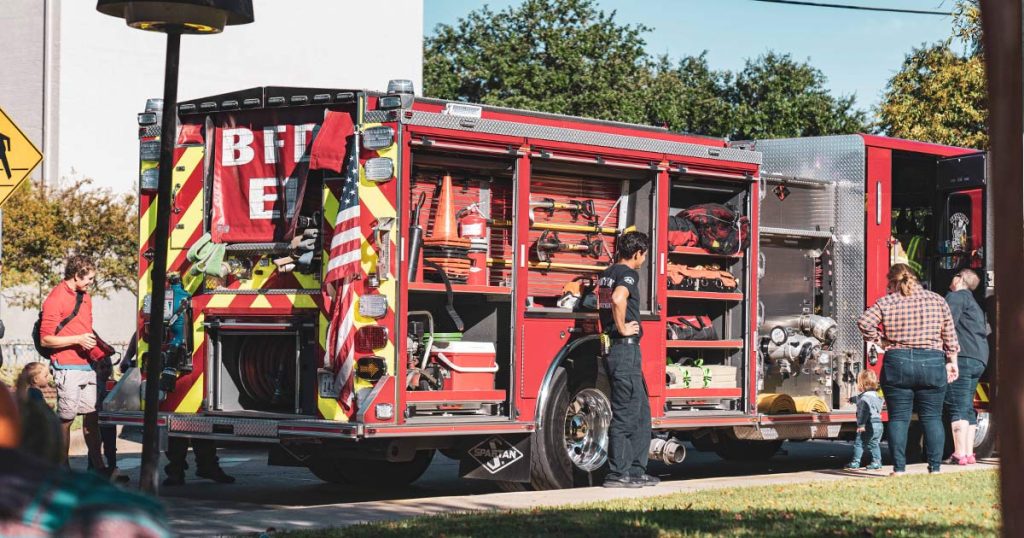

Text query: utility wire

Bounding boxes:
[749,0,952,16]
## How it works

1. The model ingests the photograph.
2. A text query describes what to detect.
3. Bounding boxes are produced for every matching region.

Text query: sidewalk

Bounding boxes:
[165,458,997,536]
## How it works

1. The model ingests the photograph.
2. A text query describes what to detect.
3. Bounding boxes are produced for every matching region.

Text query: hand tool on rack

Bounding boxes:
[489,219,634,236]
[407,192,426,282]
[367,217,396,288]
[488,257,608,273]
[529,198,596,223]
[534,230,605,263]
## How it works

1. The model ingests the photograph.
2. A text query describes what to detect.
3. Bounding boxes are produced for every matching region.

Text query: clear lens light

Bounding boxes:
[364,158,394,181]
[362,126,394,150]
[375,403,394,420]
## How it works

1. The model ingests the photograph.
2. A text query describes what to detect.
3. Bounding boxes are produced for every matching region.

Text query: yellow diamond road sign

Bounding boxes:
[0,107,43,207]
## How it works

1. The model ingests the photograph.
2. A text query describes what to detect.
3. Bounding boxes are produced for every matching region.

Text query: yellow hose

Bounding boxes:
[756,393,797,414]
[792,396,830,413]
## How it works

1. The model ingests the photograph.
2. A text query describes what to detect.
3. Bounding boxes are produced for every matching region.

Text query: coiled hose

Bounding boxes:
[237,336,294,407]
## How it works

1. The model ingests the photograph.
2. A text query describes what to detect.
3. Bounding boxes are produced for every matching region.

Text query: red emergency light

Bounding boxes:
[355,326,388,353]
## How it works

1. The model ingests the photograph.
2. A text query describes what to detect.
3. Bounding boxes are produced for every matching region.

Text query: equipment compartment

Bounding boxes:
[205,317,318,416]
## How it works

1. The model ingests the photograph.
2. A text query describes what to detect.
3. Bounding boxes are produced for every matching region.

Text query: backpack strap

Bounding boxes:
[55,292,85,336]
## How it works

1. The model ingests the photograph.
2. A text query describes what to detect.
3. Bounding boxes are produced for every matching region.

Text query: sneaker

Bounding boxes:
[966,454,977,465]
[844,462,862,470]
[603,476,642,489]
[634,474,661,487]
[196,467,236,484]
[865,463,882,470]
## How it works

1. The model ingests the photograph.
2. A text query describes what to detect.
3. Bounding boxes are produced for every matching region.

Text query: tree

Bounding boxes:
[726,52,866,140]
[876,1,987,148]
[2,180,137,309]
[424,0,866,139]
[425,0,653,123]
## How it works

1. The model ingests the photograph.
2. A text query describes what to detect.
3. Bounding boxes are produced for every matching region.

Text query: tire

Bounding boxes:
[307,449,435,487]
[973,411,996,459]
[712,438,783,461]
[527,366,612,490]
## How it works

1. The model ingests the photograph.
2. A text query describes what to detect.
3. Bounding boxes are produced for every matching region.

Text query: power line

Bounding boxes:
[749,0,953,16]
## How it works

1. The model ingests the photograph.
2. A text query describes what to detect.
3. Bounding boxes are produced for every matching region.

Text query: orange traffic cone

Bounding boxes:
[425,174,470,247]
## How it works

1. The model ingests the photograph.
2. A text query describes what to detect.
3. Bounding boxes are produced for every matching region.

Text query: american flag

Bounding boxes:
[325,135,362,414]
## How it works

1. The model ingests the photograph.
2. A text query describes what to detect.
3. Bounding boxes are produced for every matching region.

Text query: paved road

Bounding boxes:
[70,431,914,535]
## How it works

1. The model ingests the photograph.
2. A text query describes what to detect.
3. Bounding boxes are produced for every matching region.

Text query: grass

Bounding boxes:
[281,470,998,538]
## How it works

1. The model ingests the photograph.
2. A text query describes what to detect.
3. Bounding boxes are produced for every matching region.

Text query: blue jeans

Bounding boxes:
[851,420,883,465]
[943,356,986,425]
[881,348,948,472]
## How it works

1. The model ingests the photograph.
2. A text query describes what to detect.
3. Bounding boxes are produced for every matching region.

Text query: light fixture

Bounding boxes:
[363,158,394,182]
[362,126,395,150]
[356,356,388,382]
[96,0,253,34]
[355,326,389,353]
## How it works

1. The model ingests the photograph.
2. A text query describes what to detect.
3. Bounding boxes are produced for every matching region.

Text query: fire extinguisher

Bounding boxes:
[458,204,489,286]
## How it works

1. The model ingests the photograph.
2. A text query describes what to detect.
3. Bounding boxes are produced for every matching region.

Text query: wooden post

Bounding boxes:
[979,2,1022,536]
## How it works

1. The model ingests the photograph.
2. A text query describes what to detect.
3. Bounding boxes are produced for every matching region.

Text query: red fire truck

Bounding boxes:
[102,81,992,489]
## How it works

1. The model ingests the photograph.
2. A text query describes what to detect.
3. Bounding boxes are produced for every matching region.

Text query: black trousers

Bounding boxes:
[165,437,221,475]
[605,343,651,479]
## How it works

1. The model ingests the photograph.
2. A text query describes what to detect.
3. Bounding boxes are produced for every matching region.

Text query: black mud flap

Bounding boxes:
[458,434,531,482]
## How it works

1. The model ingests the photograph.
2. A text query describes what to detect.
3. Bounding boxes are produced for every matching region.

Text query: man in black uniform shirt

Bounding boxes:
[598,231,658,488]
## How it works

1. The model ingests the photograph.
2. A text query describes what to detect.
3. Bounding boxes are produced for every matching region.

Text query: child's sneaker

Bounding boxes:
[844,462,862,470]
[865,462,882,470]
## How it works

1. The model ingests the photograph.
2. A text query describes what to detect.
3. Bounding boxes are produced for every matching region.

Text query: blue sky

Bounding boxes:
[424,0,963,115]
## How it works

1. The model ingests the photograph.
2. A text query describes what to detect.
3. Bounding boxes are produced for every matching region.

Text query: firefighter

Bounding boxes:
[598,231,658,488]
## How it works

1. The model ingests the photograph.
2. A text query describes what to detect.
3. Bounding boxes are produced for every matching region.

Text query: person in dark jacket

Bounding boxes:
[943,268,989,465]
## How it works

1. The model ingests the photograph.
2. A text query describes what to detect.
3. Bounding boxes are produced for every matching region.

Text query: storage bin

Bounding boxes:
[430,341,498,391]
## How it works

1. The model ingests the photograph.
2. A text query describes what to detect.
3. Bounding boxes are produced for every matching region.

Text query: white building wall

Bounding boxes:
[59,0,424,192]
[1,1,423,360]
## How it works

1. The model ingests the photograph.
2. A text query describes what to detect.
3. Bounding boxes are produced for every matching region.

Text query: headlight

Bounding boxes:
[362,126,394,150]
[364,157,394,182]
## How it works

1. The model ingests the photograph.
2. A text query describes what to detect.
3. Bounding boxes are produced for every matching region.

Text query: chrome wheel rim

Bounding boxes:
[563,388,611,471]
[974,411,991,449]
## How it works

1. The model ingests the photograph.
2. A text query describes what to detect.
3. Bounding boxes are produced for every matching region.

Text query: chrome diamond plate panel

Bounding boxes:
[733,422,844,441]
[168,416,279,437]
[743,136,866,367]
[402,111,762,165]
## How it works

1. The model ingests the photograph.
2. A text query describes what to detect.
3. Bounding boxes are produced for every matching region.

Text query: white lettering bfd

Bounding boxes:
[221,125,319,167]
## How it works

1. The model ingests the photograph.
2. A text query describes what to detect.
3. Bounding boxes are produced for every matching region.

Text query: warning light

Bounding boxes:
[355,356,387,382]
[355,326,388,353]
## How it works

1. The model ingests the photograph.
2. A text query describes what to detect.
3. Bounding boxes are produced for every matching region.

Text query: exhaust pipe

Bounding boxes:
[649,438,686,465]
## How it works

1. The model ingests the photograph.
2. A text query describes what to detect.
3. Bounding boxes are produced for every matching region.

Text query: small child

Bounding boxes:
[846,369,884,470]
[16,362,52,402]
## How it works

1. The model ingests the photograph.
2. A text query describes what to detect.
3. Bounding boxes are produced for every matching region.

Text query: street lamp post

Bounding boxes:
[96,0,253,495]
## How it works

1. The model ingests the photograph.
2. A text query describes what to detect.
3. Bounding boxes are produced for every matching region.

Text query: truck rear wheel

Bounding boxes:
[307,449,435,487]
[518,366,611,490]
[713,438,783,461]
[973,411,996,459]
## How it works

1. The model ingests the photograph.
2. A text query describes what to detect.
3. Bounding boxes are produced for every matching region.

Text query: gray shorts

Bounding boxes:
[54,368,97,421]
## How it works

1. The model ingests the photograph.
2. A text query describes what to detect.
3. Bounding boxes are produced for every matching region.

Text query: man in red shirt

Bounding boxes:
[40,255,107,473]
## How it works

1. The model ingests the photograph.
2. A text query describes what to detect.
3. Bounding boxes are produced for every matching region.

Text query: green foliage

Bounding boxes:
[876,0,986,148]
[2,180,137,309]
[282,470,998,537]
[424,0,866,140]
[727,52,867,140]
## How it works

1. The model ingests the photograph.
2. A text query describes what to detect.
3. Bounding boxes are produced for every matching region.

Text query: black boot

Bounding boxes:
[163,462,186,487]
[196,466,235,484]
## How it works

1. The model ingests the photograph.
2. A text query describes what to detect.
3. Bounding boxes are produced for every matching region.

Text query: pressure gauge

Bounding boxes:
[770,326,788,346]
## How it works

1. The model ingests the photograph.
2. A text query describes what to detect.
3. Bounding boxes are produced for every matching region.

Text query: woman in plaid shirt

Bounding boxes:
[858,263,960,476]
